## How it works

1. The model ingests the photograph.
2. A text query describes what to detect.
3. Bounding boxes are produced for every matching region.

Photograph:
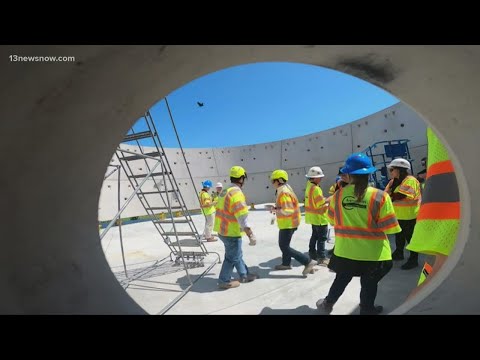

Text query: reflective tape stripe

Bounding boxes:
[305,207,327,214]
[417,202,460,220]
[334,188,343,226]
[422,172,459,204]
[335,227,385,240]
[377,215,399,229]
[394,198,420,207]
[427,160,454,179]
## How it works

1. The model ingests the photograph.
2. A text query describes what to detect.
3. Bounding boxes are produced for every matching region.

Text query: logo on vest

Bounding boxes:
[342,196,367,210]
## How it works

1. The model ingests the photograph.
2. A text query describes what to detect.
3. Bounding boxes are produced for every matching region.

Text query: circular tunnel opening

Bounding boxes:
[97,61,452,315]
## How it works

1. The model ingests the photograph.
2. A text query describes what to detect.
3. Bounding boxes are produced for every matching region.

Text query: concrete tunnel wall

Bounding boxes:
[1,45,478,314]
[99,102,428,220]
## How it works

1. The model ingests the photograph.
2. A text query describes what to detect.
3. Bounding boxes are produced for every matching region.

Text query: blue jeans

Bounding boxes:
[309,224,328,259]
[218,235,248,284]
[279,228,310,266]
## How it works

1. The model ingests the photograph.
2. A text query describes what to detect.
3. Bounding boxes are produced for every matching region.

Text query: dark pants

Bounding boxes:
[325,260,393,309]
[395,219,418,261]
[309,224,328,259]
[279,228,310,266]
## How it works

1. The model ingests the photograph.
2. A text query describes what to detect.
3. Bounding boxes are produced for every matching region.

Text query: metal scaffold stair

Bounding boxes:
[100,101,220,314]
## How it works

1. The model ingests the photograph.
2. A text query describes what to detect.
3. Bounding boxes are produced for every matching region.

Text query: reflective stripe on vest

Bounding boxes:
[331,185,399,261]
[417,262,433,286]
[392,175,421,220]
[406,128,460,256]
[276,184,301,229]
[213,186,247,237]
[304,181,328,225]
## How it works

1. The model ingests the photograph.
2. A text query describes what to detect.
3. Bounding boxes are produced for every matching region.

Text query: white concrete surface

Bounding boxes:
[99,102,427,220]
[1,45,477,314]
[102,205,421,315]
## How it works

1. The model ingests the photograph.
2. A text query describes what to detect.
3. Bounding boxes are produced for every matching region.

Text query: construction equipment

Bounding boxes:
[363,139,415,189]
[100,100,220,314]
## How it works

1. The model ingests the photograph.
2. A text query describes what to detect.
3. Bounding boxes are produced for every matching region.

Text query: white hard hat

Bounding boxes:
[305,166,325,178]
[387,158,411,170]
[216,182,223,188]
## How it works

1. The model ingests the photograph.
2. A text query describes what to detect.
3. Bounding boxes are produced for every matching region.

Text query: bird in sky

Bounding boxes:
[197,101,204,107]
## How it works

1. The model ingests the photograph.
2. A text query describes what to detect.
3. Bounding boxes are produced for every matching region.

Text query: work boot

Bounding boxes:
[317,258,330,267]
[274,264,292,270]
[302,260,318,276]
[359,305,383,315]
[218,281,240,289]
[206,237,218,242]
[316,298,334,314]
[401,258,418,270]
[391,249,404,261]
[239,273,258,283]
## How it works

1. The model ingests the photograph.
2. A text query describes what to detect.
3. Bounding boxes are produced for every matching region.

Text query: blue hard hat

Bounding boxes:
[340,153,376,175]
[202,180,213,188]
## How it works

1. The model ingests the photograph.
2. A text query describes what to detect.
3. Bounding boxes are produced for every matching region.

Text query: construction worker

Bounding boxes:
[384,158,422,270]
[270,169,317,276]
[304,166,330,265]
[214,166,257,289]
[211,182,223,205]
[316,153,401,315]
[199,180,217,242]
[328,176,341,195]
[406,128,460,298]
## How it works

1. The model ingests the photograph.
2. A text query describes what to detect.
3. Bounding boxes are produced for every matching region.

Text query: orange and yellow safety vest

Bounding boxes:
[214,185,249,237]
[392,175,421,220]
[304,181,329,226]
[407,128,460,285]
[327,184,401,261]
[275,184,301,230]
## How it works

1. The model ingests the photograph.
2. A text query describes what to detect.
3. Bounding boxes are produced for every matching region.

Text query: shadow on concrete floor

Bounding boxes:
[259,305,320,315]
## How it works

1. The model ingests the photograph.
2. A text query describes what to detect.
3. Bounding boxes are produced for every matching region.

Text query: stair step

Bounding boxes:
[121,151,162,161]
[154,219,190,224]
[168,239,203,247]
[147,206,183,210]
[163,231,197,236]
[122,131,154,142]
[129,172,171,179]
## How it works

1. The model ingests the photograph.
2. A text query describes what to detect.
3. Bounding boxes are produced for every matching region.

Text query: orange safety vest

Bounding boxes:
[275,184,301,229]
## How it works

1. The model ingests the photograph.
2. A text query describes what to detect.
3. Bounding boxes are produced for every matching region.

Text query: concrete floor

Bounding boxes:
[101,204,422,315]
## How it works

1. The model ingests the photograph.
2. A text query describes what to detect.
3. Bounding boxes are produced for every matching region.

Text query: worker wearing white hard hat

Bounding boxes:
[304,166,330,266]
[384,158,421,270]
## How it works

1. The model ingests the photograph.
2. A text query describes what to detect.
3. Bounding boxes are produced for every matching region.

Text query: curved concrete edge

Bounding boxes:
[0,45,478,314]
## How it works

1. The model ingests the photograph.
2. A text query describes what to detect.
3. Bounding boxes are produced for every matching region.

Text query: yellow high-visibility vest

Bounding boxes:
[327,184,401,261]
[407,128,460,257]
[199,190,215,216]
[304,181,328,226]
[214,185,249,237]
[392,175,421,220]
[275,184,301,230]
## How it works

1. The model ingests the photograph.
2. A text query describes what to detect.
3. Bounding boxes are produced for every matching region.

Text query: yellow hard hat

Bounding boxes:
[230,165,247,178]
[271,169,288,182]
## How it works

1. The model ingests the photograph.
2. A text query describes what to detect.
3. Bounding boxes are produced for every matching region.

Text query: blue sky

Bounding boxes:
[129,62,399,148]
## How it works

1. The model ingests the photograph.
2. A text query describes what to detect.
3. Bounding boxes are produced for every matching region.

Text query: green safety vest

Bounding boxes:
[327,184,401,261]
[275,184,301,230]
[214,185,249,237]
[304,181,329,226]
